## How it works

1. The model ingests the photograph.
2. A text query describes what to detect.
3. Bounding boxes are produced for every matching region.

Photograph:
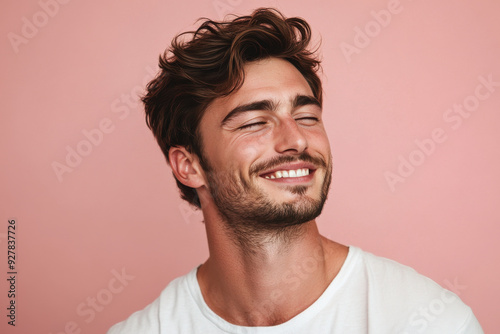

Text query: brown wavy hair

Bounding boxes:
[143,8,322,208]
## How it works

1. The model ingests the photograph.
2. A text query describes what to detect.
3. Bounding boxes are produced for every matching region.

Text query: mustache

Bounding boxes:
[249,152,327,176]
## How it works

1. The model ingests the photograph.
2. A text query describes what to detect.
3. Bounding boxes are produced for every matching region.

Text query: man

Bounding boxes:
[108,8,482,333]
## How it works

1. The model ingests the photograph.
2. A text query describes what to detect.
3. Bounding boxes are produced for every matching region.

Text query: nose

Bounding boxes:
[274,117,308,154]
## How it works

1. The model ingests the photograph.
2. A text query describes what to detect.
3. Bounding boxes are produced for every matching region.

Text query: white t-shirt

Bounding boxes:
[107,246,483,333]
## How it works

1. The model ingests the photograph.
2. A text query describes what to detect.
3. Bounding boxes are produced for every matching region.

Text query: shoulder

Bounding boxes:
[106,297,161,334]
[106,269,195,334]
[349,246,455,302]
[344,247,483,333]
[349,247,442,286]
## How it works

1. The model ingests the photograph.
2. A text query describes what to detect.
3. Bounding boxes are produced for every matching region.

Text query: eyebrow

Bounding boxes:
[293,94,322,109]
[221,94,321,126]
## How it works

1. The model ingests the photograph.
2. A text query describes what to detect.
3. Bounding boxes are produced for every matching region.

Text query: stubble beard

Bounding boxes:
[202,153,332,251]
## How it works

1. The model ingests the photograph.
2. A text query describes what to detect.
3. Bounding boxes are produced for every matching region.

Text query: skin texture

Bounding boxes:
[169,57,349,326]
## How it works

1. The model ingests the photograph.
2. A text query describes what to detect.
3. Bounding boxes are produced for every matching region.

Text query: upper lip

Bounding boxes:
[258,162,317,177]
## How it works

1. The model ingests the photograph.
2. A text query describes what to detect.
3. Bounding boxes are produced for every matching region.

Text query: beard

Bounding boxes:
[201,152,332,249]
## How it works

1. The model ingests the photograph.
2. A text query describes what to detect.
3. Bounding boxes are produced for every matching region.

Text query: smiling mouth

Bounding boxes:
[262,168,311,179]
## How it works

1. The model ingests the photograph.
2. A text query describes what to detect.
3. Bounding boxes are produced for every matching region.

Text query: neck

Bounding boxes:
[197,206,348,326]
[224,217,308,256]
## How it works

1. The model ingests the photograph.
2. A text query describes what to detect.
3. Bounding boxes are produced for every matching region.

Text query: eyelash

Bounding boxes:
[238,122,267,130]
[297,117,320,125]
[298,116,319,121]
[238,117,319,130]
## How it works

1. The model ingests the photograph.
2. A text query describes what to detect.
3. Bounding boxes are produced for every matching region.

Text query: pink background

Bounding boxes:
[1,0,499,333]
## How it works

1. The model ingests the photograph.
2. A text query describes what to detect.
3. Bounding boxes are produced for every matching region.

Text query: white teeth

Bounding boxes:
[263,168,310,179]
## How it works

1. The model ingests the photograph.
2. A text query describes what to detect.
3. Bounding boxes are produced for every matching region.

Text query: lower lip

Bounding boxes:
[260,170,316,183]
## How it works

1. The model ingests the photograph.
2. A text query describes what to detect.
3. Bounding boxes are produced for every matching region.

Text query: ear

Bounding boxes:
[169,147,206,189]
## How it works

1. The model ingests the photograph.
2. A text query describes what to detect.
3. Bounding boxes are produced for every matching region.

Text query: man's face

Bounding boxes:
[197,57,332,237]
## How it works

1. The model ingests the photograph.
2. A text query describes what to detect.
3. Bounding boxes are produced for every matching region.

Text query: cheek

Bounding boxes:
[307,128,330,149]
[242,136,269,158]
[230,131,271,159]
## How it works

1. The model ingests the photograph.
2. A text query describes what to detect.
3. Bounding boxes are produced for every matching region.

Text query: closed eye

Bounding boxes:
[238,121,267,130]
[296,117,319,126]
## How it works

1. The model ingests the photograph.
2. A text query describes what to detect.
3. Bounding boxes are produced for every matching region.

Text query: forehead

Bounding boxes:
[203,57,314,123]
